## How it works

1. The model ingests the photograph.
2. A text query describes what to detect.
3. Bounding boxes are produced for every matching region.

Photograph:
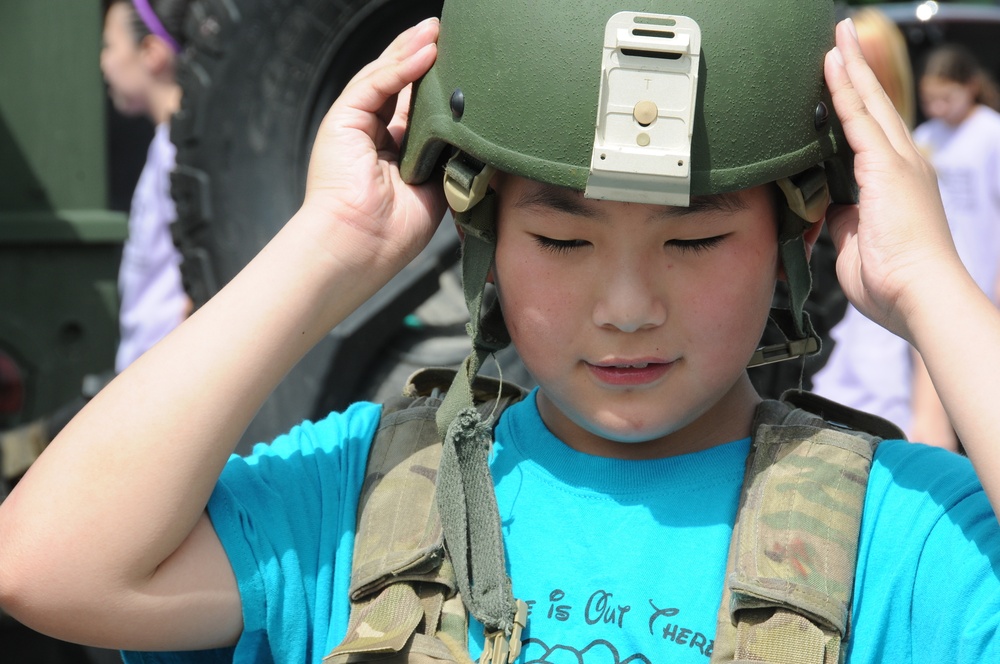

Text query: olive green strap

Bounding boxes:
[750,168,830,369]
[434,191,519,635]
[711,399,878,664]
[747,204,821,368]
[436,402,514,634]
[777,205,814,344]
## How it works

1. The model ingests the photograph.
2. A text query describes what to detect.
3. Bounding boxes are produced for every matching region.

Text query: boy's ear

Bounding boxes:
[802,218,825,261]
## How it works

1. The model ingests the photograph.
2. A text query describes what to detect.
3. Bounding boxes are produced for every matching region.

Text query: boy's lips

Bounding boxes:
[586,359,675,386]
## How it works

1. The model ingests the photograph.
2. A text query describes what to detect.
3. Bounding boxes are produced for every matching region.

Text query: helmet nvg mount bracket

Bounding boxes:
[585,12,702,207]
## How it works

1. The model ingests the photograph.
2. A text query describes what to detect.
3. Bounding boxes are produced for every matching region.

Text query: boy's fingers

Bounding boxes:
[338,19,439,117]
[828,20,911,155]
[824,203,859,257]
[379,17,440,64]
[825,54,890,160]
[386,84,415,146]
[836,21,899,123]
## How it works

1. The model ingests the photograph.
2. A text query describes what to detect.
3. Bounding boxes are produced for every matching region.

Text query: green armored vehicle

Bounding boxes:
[0,3,125,460]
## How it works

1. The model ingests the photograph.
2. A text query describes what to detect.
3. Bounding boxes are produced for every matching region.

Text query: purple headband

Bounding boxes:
[132,0,181,52]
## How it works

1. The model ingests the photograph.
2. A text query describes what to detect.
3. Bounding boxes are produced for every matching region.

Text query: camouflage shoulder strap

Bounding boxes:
[325,368,528,664]
[711,389,904,664]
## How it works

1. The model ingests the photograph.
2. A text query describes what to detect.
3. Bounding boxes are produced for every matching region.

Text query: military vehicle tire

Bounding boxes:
[171,0,454,450]
[172,0,445,308]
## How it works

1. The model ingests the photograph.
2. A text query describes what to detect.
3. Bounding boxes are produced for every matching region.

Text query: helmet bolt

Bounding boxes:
[450,89,466,120]
[633,100,658,127]
[814,101,830,130]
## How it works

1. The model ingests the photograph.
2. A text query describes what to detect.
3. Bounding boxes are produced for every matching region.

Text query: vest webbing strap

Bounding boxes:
[710,395,886,664]
[327,371,526,664]
[433,191,522,637]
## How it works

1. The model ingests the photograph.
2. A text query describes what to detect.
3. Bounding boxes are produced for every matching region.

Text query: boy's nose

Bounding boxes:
[591,260,667,333]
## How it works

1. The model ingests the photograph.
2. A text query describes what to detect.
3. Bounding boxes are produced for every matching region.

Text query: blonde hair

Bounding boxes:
[852,8,916,128]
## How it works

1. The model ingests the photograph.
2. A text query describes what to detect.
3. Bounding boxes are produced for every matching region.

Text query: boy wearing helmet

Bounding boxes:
[2,3,999,664]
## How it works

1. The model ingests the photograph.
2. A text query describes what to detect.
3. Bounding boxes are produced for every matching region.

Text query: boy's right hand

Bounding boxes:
[300,17,446,273]
[0,20,448,652]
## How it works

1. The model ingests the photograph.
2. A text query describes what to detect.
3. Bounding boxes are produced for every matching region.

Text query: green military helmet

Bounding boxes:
[401,0,855,209]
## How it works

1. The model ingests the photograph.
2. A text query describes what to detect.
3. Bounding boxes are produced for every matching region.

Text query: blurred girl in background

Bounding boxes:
[101,0,193,373]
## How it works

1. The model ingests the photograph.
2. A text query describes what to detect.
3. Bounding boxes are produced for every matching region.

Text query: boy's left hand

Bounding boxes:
[823,18,963,346]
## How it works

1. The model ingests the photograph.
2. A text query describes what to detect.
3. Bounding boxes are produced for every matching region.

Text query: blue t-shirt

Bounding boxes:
[123,391,1000,663]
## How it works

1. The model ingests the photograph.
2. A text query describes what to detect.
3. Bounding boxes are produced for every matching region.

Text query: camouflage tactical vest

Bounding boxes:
[325,369,903,664]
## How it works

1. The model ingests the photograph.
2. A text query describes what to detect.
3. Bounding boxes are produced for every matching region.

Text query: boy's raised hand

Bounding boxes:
[301,17,445,270]
[826,18,1000,510]
[823,18,960,345]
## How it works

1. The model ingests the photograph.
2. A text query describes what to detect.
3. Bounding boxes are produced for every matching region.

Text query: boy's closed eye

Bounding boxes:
[532,234,730,254]
[667,235,729,253]
[533,236,590,253]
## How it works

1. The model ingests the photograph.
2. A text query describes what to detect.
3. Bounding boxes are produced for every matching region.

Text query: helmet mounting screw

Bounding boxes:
[814,101,829,130]
[450,89,466,120]
[633,100,659,127]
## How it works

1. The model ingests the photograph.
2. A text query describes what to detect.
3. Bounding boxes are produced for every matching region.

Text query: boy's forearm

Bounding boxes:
[908,348,958,451]
[905,266,1000,513]
[0,205,416,601]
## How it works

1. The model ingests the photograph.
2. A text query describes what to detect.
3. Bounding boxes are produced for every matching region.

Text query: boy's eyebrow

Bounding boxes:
[511,183,750,219]
[512,185,600,218]
[675,191,751,216]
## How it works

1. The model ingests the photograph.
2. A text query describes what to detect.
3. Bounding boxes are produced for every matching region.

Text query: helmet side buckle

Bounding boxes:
[444,151,496,213]
[586,12,701,207]
[776,165,831,224]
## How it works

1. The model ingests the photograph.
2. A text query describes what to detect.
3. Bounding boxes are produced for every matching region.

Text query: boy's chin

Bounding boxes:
[577,416,685,446]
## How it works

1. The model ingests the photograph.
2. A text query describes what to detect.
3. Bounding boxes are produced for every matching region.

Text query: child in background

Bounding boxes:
[102,0,193,372]
[915,43,1000,306]
[1,3,1000,663]
[0,0,195,477]
[911,44,1000,447]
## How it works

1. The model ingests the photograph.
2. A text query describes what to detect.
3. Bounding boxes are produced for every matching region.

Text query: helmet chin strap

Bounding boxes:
[745,210,820,368]
[434,189,522,639]
[748,166,830,368]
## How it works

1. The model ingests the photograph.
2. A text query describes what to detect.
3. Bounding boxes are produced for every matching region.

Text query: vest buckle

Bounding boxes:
[479,599,528,664]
